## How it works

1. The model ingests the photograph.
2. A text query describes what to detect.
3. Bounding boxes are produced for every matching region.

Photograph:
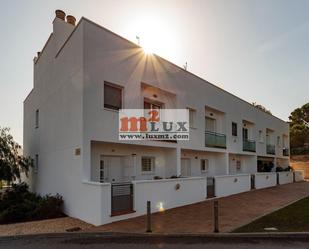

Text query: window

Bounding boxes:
[232,122,237,136]
[99,160,104,183]
[144,100,162,110]
[104,83,122,110]
[236,160,241,172]
[200,159,209,173]
[35,109,39,128]
[243,128,248,140]
[34,154,39,173]
[277,136,281,146]
[141,157,155,173]
[188,108,196,128]
[205,117,216,132]
[259,130,263,142]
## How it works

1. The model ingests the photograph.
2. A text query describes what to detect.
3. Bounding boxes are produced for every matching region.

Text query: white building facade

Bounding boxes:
[24,11,291,226]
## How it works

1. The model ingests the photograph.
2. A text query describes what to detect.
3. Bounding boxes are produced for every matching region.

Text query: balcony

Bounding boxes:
[266,144,275,155]
[283,148,289,156]
[243,139,256,152]
[205,131,226,149]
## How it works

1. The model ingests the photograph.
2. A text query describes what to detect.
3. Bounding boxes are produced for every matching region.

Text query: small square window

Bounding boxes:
[104,82,123,110]
[232,122,237,136]
[141,157,155,173]
[201,159,209,173]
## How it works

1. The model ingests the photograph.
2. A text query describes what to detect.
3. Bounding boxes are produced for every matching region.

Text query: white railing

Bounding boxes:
[214,174,251,197]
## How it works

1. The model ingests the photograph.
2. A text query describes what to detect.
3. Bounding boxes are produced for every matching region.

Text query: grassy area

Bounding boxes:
[233,197,309,233]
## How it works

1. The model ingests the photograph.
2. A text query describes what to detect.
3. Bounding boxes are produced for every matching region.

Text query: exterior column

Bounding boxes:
[176,147,181,177]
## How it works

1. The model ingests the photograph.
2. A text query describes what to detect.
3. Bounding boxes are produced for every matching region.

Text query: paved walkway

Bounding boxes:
[92,181,309,234]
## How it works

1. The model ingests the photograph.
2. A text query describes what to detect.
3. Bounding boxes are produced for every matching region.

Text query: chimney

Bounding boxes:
[55,9,66,20]
[66,15,76,26]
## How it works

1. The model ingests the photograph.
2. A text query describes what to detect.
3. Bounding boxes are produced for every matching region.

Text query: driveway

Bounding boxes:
[91,181,309,234]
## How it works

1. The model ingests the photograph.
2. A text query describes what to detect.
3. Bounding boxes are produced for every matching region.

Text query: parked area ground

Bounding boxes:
[233,196,309,232]
[291,155,309,178]
[92,181,309,234]
[0,217,94,236]
[1,181,308,236]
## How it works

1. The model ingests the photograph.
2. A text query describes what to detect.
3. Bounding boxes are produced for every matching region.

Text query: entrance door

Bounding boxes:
[181,158,191,177]
[100,156,124,183]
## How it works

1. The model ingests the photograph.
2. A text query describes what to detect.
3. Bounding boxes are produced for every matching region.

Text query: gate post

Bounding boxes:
[146,201,152,233]
[214,200,219,233]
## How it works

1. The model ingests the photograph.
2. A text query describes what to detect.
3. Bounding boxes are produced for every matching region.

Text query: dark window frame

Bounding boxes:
[232,122,237,136]
[104,82,123,111]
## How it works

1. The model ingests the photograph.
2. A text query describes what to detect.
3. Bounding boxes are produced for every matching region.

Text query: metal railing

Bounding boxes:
[243,139,256,152]
[205,131,226,148]
[266,144,275,155]
[283,148,289,156]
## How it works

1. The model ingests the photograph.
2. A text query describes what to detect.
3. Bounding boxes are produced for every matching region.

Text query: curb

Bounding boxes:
[1,231,309,241]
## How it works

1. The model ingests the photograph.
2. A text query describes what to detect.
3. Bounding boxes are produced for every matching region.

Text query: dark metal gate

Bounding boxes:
[111,182,134,216]
[207,177,215,198]
[251,174,255,190]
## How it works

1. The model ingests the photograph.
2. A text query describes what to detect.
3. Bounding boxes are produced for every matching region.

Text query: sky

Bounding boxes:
[0,0,308,145]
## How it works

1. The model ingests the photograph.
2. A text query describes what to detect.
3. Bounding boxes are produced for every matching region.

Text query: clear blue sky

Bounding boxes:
[1,0,308,145]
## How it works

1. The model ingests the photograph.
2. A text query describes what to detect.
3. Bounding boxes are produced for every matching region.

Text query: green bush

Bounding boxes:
[0,183,64,224]
[291,147,309,155]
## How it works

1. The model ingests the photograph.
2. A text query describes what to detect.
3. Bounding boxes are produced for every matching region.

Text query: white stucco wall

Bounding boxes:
[294,170,305,182]
[254,172,277,189]
[277,171,294,185]
[133,177,207,213]
[214,174,251,197]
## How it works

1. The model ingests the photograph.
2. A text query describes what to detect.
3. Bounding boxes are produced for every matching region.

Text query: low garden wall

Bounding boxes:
[277,171,294,185]
[254,172,277,189]
[214,174,251,197]
[133,177,207,213]
[294,170,305,182]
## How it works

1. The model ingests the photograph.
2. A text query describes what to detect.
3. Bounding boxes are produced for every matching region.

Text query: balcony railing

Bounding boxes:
[243,139,256,152]
[205,131,226,148]
[283,148,289,156]
[266,144,275,155]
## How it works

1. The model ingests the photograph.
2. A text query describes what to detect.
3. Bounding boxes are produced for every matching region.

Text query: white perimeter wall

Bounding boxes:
[79,177,207,226]
[278,171,293,185]
[133,177,207,213]
[214,174,251,197]
[254,172,277,189]
[294,170,305,182]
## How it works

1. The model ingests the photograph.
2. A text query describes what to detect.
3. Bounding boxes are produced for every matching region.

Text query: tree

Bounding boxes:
[252,102,272,115]
[0,127,33,184]
[289,103,309,148]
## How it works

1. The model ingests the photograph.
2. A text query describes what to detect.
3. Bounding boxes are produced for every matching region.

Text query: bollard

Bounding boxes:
[214,200,219,233]
[146,201,152,233]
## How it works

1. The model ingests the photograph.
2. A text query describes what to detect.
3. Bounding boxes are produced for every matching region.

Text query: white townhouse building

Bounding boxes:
[24,10,292,226]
